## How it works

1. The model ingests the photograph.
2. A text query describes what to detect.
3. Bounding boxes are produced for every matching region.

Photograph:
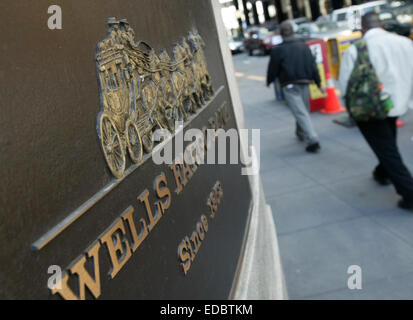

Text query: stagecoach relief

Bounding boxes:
[96,17,214,179]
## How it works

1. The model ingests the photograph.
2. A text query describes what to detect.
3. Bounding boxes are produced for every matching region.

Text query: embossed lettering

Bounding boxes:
[100,218,132,279]
[52,241,102,300]
[154,172,171,213]
[138,189,162,232]
[121,206,148,253]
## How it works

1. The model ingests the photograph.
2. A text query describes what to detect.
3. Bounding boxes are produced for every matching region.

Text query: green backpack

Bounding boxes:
[345,39,393,121]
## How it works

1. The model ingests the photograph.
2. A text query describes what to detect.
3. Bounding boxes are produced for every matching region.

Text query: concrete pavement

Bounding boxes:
[233,52,413,299]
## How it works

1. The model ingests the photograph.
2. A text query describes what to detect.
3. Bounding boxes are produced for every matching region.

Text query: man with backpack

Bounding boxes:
[339,12,413,210]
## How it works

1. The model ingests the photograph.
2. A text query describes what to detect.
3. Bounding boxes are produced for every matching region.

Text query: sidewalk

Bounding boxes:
[233,53,413,299]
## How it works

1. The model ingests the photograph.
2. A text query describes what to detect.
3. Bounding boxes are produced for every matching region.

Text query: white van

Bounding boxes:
[332,1,389,30]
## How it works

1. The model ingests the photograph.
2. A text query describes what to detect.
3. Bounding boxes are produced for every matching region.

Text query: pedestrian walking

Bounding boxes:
[266,20,325,153]
[339,12,413,210]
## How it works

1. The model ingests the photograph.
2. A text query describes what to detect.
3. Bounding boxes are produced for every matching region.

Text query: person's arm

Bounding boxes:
[338,45,357,96]
[266,48,281,87]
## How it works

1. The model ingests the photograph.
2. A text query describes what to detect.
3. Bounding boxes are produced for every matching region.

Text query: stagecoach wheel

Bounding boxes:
[99,113,126,179]
[142,132,154,153]
[125,120,143,164]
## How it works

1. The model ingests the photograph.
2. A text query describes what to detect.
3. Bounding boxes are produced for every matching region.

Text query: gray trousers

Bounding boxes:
[283,84,319,145]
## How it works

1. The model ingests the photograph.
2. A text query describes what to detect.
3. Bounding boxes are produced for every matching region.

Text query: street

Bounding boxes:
[233,51,413,299]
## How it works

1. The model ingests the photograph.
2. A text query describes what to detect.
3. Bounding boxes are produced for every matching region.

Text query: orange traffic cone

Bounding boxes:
[320,73,346,114]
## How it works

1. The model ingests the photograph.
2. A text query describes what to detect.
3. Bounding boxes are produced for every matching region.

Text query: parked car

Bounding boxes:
[243,27,277,56]
[315,14,332,23]
[291,17,312,27]
[296,21,353,41]
[332,0,389,30]
[258,18,311,54]
[380,11,413,37]
[262,33,283,52]
[286,17,313,33]
[228,36,244,54]
[244,17,332,56]
[379,0,413,38]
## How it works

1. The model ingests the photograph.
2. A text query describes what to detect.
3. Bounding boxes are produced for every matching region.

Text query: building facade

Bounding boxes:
[220,0,356,32]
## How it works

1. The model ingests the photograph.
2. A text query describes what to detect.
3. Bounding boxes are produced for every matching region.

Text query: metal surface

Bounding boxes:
[0,0,252,300]
[31,86,224,251]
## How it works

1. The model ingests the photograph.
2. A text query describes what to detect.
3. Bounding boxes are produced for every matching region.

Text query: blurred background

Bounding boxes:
[221,0,412,59]
[218,0,413,299]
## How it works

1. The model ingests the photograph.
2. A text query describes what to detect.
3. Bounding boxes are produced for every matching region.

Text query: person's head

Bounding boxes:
[107,17,119,30]
[119,18,129,28]
[280,20,294,39]
[361,12,383,34]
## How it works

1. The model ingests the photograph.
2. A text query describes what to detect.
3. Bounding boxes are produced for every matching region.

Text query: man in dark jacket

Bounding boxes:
[266,20,324,152]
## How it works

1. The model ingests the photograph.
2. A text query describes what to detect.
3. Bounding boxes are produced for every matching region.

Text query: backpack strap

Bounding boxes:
[354,38,366,51]
[353,39,370,66]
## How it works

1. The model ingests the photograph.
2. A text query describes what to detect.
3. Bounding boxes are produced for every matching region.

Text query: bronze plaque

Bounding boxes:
[0,0,252,299]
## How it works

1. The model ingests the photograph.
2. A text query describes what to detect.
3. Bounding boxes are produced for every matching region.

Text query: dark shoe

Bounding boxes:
[398,199,413,211]
[306,143,320,153]
[373,171,391,186]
